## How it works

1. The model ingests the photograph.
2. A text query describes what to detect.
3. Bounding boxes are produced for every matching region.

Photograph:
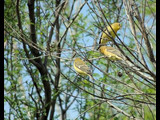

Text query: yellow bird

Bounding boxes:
[99,46,123,61]
[97,23,121,50]
[99,46,152,79]
[73,58,93,79]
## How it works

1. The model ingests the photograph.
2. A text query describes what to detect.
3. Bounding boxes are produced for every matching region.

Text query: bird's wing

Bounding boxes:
[75,62,90,74]
[106,47,123,58]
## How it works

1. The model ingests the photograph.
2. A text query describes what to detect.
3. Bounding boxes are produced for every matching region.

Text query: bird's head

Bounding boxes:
[99,46,107,54]
[111,23,121,31]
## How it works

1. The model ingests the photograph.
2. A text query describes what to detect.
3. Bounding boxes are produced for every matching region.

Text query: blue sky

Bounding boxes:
[4,0,156,119]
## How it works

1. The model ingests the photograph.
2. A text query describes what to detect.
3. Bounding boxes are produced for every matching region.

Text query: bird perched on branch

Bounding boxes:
[97,23,121,50]
[99,46,124,61]
[73,58,93,80]
[99,46,153,80]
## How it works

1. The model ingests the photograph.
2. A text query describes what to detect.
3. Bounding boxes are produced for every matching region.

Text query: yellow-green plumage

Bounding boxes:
[100,23,121,44]
[99,46,123,61]
[97,23,121,50]
[73,58,91,76]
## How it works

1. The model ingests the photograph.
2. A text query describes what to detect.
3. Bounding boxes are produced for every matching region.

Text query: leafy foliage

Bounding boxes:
[4,0,156,120]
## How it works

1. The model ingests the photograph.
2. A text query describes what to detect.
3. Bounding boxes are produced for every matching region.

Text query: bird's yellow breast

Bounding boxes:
[101,30,117,43]
[100,23,121,44]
